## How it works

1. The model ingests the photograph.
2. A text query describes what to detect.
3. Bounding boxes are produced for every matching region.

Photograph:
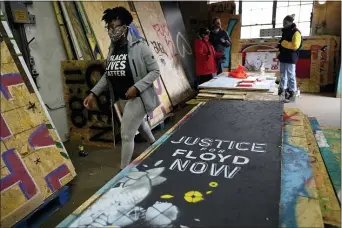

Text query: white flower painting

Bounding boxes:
[70,161,179,228]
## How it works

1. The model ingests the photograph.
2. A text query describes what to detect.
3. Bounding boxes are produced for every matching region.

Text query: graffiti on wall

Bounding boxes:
[152,23,177,59]
[209,2,236,14]
[62,61,119,147]
[176,32,192,58]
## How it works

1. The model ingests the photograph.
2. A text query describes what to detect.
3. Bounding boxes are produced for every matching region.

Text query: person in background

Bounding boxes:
[194,28,223,88]
[278,15,302,102]
[209,17,232,75]
[83,7,160,170]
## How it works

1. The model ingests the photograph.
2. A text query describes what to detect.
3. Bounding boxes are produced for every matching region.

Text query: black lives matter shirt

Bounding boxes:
[106,44,135,100]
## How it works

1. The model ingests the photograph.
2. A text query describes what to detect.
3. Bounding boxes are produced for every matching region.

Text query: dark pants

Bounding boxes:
[196,74,213,90]
[216,58,223,75]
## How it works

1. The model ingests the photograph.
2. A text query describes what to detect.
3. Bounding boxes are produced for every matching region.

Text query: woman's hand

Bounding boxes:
[126,87,138,99]
[83,93,95,109]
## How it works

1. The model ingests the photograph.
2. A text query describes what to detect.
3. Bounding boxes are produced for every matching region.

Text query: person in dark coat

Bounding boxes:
[278,15,302,102]
[209,17,232,75]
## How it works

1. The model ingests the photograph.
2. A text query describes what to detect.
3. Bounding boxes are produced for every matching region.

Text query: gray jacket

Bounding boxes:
[91,31,161,114]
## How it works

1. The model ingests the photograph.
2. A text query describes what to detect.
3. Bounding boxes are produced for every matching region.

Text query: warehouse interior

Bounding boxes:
[0,1,341,227]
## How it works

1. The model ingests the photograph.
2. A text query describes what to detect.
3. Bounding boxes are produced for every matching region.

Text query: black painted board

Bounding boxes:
[135,100,284,228]
[160,1,196,89]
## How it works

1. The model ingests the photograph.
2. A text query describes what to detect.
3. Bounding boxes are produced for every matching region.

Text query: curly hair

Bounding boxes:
[102,7,133,26]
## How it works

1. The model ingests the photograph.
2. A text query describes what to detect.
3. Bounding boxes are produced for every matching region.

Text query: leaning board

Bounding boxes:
[134,2,193,105]
[60,100,283,227]
[0,13,76,227]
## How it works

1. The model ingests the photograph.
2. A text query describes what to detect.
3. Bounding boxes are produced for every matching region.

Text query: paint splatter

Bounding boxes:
[160,194,174,199]
[154,160,163,166]
[184,191,204,203]
[209,182,218,188]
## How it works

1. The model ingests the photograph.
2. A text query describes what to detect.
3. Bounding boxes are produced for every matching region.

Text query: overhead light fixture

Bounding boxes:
[318,0,326,5]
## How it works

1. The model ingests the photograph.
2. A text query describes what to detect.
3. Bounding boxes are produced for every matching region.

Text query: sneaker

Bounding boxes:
[285,89,290,100]
[279,92,286,102]
[287,91,296,103]
[278,88,283,96]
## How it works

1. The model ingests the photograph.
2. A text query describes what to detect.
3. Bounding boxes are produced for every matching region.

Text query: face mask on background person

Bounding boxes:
[108,25,128,43]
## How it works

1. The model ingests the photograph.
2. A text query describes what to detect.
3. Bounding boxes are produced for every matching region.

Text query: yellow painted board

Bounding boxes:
[64,2,93,60]
[52,1,74,60]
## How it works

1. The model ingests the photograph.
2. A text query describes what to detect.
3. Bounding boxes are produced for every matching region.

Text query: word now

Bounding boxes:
[169,159,241,179]
[171,136,267,153]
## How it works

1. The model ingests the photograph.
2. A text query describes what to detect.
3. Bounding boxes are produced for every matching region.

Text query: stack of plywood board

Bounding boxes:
[188,72,279,104]
[53,1,195,147]
[233,36,340,93]
[0,11,76,227]
[56,103,342,228]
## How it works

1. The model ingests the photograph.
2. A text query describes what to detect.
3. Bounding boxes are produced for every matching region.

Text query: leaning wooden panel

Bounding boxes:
[0,16,76,227]
[134,1,193,105]
[64,1,93,60]
[61,60,119,148]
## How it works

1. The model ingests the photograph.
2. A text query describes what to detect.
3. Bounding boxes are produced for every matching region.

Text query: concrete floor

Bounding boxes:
[285,93,341,128]
[43,94,340,227]
[42,104,195,227]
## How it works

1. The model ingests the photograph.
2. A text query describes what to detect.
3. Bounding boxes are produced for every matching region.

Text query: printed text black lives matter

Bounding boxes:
[106,54,127,77]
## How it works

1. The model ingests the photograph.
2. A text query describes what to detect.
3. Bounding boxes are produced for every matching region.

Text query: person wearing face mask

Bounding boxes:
[194,28,223,89]
[209,17,232,75]
[278,15,302,102]
[83,7,160,170]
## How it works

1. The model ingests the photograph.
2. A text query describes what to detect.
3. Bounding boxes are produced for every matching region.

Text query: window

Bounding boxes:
[241,2,274,39]
[275,0,313,36]
[207,0,313,39]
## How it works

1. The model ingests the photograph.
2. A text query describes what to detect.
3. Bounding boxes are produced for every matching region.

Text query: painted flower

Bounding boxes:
[145,202,179,227]
[209,182,218,188]
[184,191,204,203]
[72,167,167,227]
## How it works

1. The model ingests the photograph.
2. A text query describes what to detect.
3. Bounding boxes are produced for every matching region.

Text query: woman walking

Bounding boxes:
[194,28,222,88]
[83,7,160,170]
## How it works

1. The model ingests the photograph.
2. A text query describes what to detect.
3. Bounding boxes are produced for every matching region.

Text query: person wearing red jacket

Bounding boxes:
[194,28,223,88]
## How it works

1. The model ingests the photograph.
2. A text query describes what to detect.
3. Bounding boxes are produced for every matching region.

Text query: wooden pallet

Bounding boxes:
[14,186,70,228]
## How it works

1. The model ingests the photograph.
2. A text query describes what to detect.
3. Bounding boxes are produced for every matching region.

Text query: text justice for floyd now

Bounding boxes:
[168,136,268,179]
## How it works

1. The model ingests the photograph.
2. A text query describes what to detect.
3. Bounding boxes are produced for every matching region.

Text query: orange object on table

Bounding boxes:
[229,65,247,79]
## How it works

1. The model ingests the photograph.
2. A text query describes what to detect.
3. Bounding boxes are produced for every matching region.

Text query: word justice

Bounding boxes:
[169,149,249,179]
[171,136,267,153]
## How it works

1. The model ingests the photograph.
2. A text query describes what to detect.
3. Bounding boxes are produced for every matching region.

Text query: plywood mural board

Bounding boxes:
[0,15,76,227]
[282,108,324,228]
[134,1,193,105]
[303,117,341,227]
